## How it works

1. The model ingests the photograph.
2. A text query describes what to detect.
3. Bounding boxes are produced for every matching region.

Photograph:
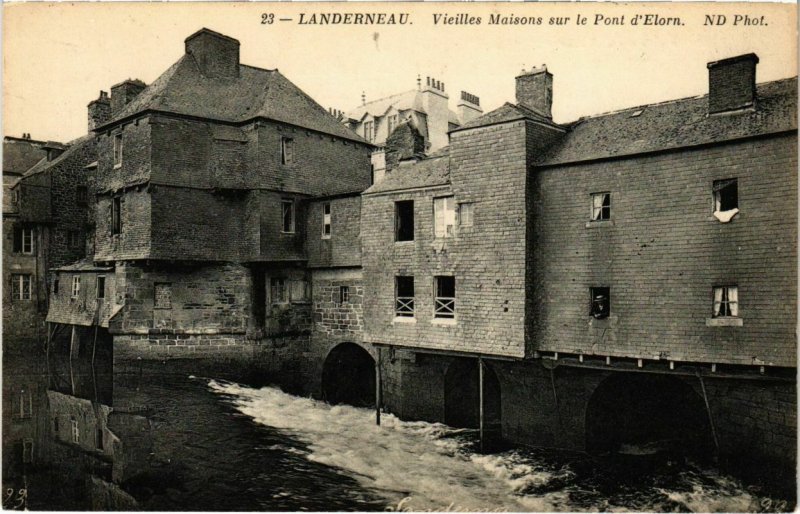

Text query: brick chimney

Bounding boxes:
[515,65,553,119]
[707,53,759,114]
[110,79,146,116]
[88,91,111,131]
[185,28,240,78]
[457,91,483,126]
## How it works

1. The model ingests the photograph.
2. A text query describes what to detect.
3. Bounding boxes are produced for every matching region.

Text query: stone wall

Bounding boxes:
[529,134,798,366]
[305,196,362,268]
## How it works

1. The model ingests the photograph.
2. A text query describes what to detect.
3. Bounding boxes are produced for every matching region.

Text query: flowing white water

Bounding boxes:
[208,380,765,512]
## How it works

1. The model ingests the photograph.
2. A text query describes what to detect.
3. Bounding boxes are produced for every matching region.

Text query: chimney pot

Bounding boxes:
[707,53,759,114]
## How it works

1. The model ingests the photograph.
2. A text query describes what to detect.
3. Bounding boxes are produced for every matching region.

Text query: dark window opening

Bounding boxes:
[111,196,122,235]
[590,287,610,319]
[96,276,106,300]
[434,276,456,319]
[76,186,88,206]
[339,285,350,304]
[53,277,59,295]
[713,179,738,212]
[13,226,33,254]
[395,200,414,242]
[113,133,123,166]
[281,200,295,233]
[322,203,332,238]
[395,276,415,317]
[591,192,611,221]
[252,270,266,328]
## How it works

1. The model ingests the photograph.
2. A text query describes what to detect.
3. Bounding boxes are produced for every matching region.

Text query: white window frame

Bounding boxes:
[71,418,80,444]
[459,202,474,228]
[364,121,374,142]
[21,227,33,254]
[271,277,287,305]
[113,133,123,168]
[71,275,81,299]
[434,196,456,238]
[433,276,456,319]
[281,200,295,234]
[339,285,350,304]
[590,192,611,221]
[322,202,332,239]
[395,276,415,317]
[713,285,739,318]
[11,274,32,301]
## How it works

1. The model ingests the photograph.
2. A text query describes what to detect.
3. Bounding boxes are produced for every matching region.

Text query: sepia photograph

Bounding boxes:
[2,2,797,511]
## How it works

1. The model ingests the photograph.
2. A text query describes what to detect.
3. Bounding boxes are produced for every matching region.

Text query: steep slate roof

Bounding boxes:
[363,153,450,195]
[52,259,113,272]
[538,77,797,166]
[3,138,48,175]
[16,134,95,182]
[102,55,367,144]
[456,102,563,131]
[346,90,423,121]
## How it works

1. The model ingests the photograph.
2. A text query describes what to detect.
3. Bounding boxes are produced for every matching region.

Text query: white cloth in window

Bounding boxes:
[713,287,723,316]
[728,286,738,316]
[713,208,739,223]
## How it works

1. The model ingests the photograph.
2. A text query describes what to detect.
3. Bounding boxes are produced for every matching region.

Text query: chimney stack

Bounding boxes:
[458,91,483,125]
[110,79,146,116]
[515,64,553,119]
[88,90,111,131]
[185,28,240,78]
[707,53,759,114]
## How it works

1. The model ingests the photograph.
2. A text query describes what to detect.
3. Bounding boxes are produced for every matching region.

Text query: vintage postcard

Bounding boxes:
[2,2,797,511]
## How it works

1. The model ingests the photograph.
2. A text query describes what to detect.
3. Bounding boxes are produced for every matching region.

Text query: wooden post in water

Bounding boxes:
[375,349,382,426]
[479,356,485,452]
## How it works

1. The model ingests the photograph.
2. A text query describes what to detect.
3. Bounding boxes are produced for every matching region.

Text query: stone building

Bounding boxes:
[30,29,797,489]
[3,135,50,346]
[343,77,483,184]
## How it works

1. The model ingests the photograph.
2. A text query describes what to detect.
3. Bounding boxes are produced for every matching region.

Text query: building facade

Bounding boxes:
[20,29,797,488]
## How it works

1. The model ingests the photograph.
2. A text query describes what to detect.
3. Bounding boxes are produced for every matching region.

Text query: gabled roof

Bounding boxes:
[363,153,450,195]
[16,133,95,183]
[101,55,368,144]
[52,259,113,272]
[3,137,48,176]
[455,102,563,132]
[346,90,423,121]
[538,77,797,166]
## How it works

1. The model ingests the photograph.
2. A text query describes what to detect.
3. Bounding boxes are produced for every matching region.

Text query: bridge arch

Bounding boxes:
[321,342,375,407]
[585,372,713,458]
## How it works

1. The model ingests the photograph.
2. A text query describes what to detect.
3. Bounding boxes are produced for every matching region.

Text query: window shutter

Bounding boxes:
[12,227,21,253]
[290,279,308,302]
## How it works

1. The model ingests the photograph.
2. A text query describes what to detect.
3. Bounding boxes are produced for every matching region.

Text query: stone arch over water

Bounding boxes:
[585,372,713,458]
[321,342,375,407]
[444,357,501,429]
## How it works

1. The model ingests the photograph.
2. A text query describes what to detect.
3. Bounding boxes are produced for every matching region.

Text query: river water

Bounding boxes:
[1,351,793,512]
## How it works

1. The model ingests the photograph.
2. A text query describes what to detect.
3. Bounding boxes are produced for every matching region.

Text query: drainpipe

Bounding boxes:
[375,349,382,426]
[479,356,485,452]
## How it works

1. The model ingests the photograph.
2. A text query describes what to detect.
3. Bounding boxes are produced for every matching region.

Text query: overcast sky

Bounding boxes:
[3,2,796,143]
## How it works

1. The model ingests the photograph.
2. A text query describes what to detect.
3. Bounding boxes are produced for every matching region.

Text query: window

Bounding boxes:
[322,202,332,238]
[111,196,122,235]
[11,189,19,205]
[339,285,350,304]
[76,186,88,206]
[434,276,456,319]
[11,274,32,301]
[96,276,106,300]
[113,133,123,167]
[69,230,82,250]
[281,200,295,233]
[395,276,415,317]
[97,429,105,450]
[713,179,738,222]
[387,114,398,135]
[53,277,59,295]
[15,390,32,419]
[270,277,287,304]
[290,279,309,303]
[54,416,59,434]
[395,200,414,242]
[434,196,456,238]
[590,287,610,319]
[71,418,80,444]
[71,275,81,298]
[22,439,33,464]
[713,286,739,317]
[364,121,374,142]
[281,137,294,165]
[591,192,611,221]
[459,203,474,228]
[13,226,33,254]
[154,283,172,309]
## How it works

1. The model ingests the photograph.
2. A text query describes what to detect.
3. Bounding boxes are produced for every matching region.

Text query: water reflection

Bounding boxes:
[1,346,794,512]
